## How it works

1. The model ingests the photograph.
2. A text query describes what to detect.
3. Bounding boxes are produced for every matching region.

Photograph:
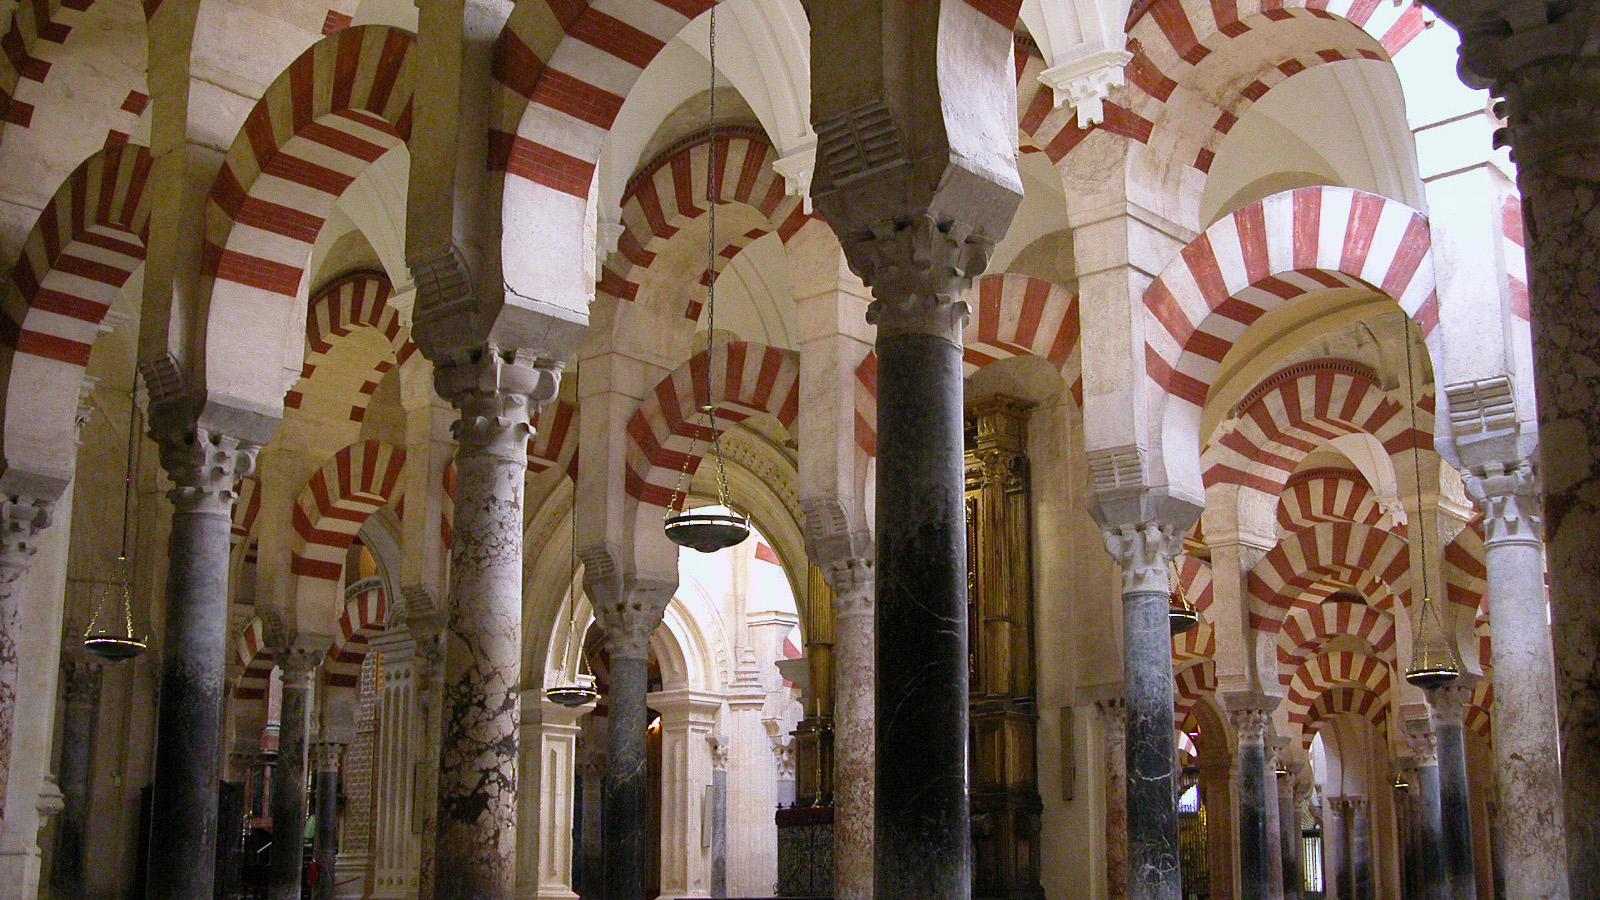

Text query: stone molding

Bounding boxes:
[1038,46,1134,129]
[1464,460,1542,545]
[1101,521,1185,596]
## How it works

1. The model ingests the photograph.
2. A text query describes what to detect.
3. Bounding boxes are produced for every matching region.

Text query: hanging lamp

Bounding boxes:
[547,363,600,710]
[662,4,750,555]
[84,386,148,660]
[1400,321,1461,690]
[1168,558,1200,635]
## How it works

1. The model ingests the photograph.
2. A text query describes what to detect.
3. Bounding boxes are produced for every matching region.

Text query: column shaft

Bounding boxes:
[1467,465,1569,899]
[1349,800,1373,900]
[1325,799,1347,900]
[1413,762,1445,900]
[874,320,971,897]
[145,424,253,899]
[828,565,873,900]
[1429,688,1478,900]
[313,743,343,900]
[1263,755,1283,900]
[604,653,650,899]
[0,497,51,824]
[1228,702,1273,900]
[270,661,315,900]
[1277,775,1300,900]
[49,656,98,898]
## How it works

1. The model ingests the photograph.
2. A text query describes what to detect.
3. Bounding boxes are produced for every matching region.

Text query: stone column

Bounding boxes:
[709,734,728,899]
[653,689,719,898]
[1463,462,1569,898]
[1264,740,1286,900]
[519,695,589,900]
[588,572,674,900]
[1097,698,1129,900]
[145,422,257,897]
[369,630,420,897]
[1103,523,1186,899]
[312,740,345,900]
[1324,798,1348,900]
[1277,768,1301,900]
[0,497,51,822]
[49,648,99,898]
[1432,7,1600,889]
[1406,722,1446,900]
[821,556,872,899]
[574,740,605,897]
[270,646,322,900]
[1227,695,1276,900]
[1427,684,1477,899]
[429,350,557,896]
[1348,798,1373,900]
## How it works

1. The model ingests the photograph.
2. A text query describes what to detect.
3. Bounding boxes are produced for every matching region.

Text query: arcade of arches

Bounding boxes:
[0,0,1592,898]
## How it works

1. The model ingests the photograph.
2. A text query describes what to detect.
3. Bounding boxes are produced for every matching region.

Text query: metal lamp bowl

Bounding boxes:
[1404,666,1460,691]
[545,685,599,708]
[664,510,751,553]
[1168,606,1200,636]
[84,634,148,661]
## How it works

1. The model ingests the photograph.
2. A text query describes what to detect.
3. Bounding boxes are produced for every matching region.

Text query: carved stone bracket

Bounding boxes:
[0,495,52,589]
[1038,46,1134,129]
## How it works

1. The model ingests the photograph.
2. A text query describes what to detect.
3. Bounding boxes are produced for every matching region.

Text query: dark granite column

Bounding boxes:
[1263,740,1285,900]
[1277,769,1301,900]
[1325,798,1349,900]
[49,648,100,898]
[429,350,558,896]
[1427,684,1477,900]
[1428,7,1600,889]
[588,572,673,900]
[312,740,345,900]
[1227,695,1275,900]
[1406,721,1446,900]
[1348,798,1373,900]
[1395,765,1419,900]
[270,647,320,900]
[145,420,256,898]
[1103,524,1186,900]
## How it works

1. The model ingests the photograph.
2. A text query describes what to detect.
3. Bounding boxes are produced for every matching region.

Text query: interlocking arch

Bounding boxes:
[291,440,406,581]
[1277,467,1393,533]
[1246,521,1410,633]
[326,580,388,688]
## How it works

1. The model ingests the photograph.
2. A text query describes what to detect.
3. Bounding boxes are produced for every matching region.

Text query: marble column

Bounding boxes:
[1427,684,1477,900]
[1263,741,1286,900]
[430,350,557,896]
[1434,8,1600,890]
[49,648,99,898]
[1277,769,1301,900]
[0,497,51,822]
[588,573,673,900]
[1103,523,1186,900]
[369,629,420,898]
[312,740,345,900]
[1406,722,1447,900]
[1227,695,1276,900]
[1348,798,1373,900]
[270,647,321,900]
[574,741,605,897]
[822,557,873,899]
[1464,463,1570,898]
[709,734,728,899]
[145,422,256,897]
[1097,698,1129,900]
[1325,798,1348,900]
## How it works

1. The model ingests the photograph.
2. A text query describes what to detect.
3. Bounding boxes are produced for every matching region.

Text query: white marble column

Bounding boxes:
[1463,462,1569,898]
[430,350,559,895]
[822,557,872,899]
[368,629,421,898]
[651,689,720,900]
[515,694,590,900]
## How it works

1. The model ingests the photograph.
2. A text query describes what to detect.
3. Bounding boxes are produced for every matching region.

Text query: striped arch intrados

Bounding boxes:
[625,340,799,510]
[285,271,417,422]
[1443,522,1487,614]
[290,440,407,581]
[1173,617,1215,662]
[232,615,275,700]
[1298,684,1388,746]
[1285,649,1393,721]
[1277,467,1392,534]
[204,26,414,305]
[1144,186,1438,414]
[1277,599,1396,685]
[326,581,388,688]
[1174,659,1217,731]
[1246,521,1410,631]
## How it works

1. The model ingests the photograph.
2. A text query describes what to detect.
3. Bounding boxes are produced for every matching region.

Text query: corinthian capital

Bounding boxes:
[850,215,993,342]
[585,570,674,662]
[0,495,51,583]
[1463,460,1542,544]
[1101,520,1185,596]
[433,347,562,461]
[147,410,258,518]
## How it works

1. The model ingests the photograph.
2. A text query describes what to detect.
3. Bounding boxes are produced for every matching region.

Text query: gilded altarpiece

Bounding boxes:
[966,398,1045,898]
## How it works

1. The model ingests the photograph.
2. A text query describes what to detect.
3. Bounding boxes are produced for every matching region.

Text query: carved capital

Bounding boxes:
[850,215,992,342]
[433,346,562,462]
[314,740,348,773]
[1425,680,1475,728]
[0,495,52,587]
[1405,719,1440,767]
[1463,460,1542,545]
[586,572,674,661]
[148,415,258,517]
[272,636,330,685]
[1101,521,1185,596]
[708,733,729,773]
[824,556,874,619]
[59,648,102,705]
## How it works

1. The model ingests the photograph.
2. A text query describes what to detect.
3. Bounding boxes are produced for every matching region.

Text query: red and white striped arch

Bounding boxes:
[626,341,799,509]
[1299,685,1388,747]
[1246,521,1410,633]
[1277,598,1396,686]
[600,131,813,321]
[1501,194,1531,324]
[1175,553,1215,612]
[230,475,261,552]
[291,440,406,581]
[325,581,388,688]
[204,26,413,319]
[1173,617,1215,662]
[1145,187,1437,409]
[854,274,1080,460]
[233,615,274,700]
[0,0,108,139]
[1013,38,1156,165]
[284,272,418,422]
[1203,360,1429,497]
[1465,680,1493,741]
[1277,467,1392,534]
[1444,522,1487,614]
[1285,649,1392,729]
[1174,659,1216,732]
